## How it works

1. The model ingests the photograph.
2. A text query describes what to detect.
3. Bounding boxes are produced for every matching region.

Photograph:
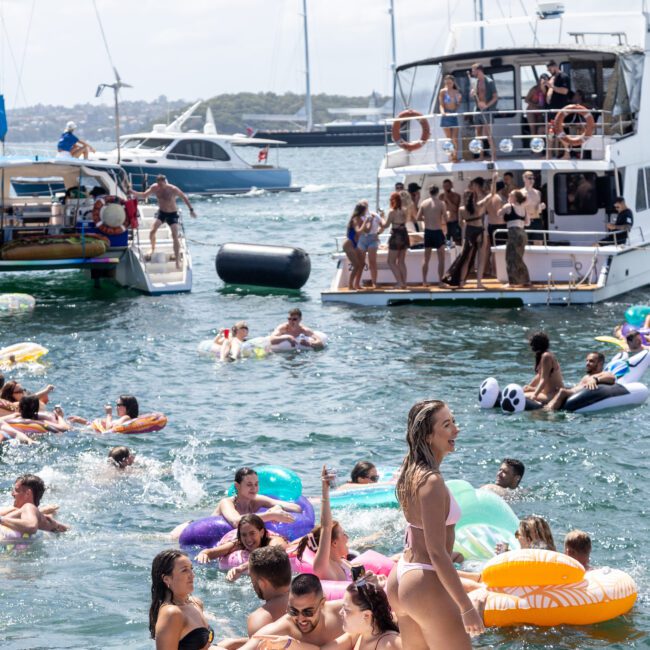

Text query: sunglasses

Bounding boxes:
[14,388,25,394]
[288,317,299,322]
[116,402,125,407]
[288,605,319,618]
[367,475,379,483]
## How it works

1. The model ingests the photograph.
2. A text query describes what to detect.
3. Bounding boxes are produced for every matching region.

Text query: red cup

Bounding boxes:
[223,328,230,338]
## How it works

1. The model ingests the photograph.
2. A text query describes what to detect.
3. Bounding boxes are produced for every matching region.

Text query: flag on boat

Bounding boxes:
[258,146,269,163]
[0,95,7,141]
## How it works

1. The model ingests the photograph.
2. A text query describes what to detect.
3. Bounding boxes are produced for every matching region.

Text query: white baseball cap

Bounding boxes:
[65,121,77,131]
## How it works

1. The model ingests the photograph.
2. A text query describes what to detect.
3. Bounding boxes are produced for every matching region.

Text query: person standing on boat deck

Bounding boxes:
[57,121,95,159]
[545,60,572,159]
[439,75,463,162]
[386,400,484,649]
[379,192,409,288]
[522,171,546,244]
[477,172,507,276]
[523,331,565,405]
[418,186,447,286]
[497,189,530,287]
[407,183,421,210]
[469,63,498,160]
[358,201,383,289]
[599,197,633,245]
[502,172,515,195]
[441,179,462,246]
[129,174,196,270]
[394,182,405,192]
[342,202,365,290]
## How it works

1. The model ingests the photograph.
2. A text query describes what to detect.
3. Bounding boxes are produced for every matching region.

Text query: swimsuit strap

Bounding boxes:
[374,632,398,650]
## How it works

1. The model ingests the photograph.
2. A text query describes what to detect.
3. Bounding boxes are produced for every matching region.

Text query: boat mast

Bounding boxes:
[389,0,397,79]
[302,0,313,132]
[474,0,485,49]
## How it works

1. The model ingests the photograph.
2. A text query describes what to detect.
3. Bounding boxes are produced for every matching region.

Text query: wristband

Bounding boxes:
[460,606,474,616]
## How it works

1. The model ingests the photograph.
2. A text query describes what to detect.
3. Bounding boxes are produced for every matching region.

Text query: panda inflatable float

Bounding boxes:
[478,377,542,414]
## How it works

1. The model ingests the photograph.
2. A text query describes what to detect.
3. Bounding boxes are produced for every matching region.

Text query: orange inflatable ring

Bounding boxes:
[91,413,167,435]
[391,109,431,152]
[92,196,129,236]
[1,421,50,440]
[553,104,595,147]
[480,549,637,627]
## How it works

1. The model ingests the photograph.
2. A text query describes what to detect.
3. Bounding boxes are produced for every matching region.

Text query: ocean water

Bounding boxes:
[0,146,648,649]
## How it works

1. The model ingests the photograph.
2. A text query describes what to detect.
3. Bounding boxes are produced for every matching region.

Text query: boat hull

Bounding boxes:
[122,164,293,194]
[254,127,386,147]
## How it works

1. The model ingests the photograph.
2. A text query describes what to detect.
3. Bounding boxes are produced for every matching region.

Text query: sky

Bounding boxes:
[0,0,644,109]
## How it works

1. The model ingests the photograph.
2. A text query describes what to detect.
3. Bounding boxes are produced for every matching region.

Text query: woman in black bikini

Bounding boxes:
[150,549,215,650]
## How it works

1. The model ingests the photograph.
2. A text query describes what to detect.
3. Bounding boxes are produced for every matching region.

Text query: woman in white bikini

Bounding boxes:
[386,400,484,649]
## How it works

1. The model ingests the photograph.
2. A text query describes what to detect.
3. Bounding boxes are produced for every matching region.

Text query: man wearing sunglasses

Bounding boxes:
[271,308,324,350]
[242,574,343,649]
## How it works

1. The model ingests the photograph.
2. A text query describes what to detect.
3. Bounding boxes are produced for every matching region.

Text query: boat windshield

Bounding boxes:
[121,138,172,151]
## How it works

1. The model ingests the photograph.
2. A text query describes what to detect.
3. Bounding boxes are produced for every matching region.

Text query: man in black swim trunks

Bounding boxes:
[129,174,196,269]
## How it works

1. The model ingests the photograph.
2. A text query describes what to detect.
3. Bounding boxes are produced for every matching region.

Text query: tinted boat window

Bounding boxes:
[554,172,598,215]
[636,168,647,212]
[139,138,173,151]
[122,138,145,148]
[167,140,231,162]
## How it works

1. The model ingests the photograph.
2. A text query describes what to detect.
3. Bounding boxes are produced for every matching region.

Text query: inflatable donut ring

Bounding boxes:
[91,413,167,434]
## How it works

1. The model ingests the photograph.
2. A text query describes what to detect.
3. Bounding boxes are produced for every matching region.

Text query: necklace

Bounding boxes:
[171,595,191,606]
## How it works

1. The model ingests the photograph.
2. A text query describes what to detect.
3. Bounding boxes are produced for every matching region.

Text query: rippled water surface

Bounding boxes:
[1,147,649,649]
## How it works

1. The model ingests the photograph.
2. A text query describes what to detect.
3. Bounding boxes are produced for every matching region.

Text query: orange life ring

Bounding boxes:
[92,196,129,236]
[553,104,595,147]
[391,109,431,152]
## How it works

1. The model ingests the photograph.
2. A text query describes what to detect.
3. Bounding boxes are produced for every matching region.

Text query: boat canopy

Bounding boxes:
[394,45,644,124]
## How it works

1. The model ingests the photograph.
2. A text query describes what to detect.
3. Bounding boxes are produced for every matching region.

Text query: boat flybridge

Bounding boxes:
[0,157,192,294]
[94,101,294,195]
[322,4,650,307]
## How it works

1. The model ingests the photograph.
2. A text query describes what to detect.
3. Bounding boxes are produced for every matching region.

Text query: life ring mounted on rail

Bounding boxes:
[553,104,595,147]
[92,196,129,236]
[391,109,431,152]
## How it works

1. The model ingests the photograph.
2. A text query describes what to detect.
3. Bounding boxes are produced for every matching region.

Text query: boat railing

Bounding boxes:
[1,145,58,160]
[383,107,630,167]
[490,228,628,248]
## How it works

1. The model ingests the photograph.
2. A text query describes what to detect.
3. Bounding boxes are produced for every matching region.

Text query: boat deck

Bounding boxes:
[322,278,600,307]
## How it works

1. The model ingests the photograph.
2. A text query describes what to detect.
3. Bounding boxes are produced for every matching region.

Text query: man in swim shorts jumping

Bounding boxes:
[544,352,616,411]
[129,174,196,269]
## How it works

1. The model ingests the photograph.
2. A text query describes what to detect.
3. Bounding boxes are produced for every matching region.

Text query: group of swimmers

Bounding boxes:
[147,397,605,650]
[216,309,324,362]
[342,170,546,290]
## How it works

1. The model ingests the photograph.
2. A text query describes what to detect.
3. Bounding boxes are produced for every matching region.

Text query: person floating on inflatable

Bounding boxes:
[57,121,95,159]
[271,309,324,350]
[480,458,525,498]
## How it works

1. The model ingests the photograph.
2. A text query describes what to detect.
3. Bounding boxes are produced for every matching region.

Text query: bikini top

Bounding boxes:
[178,626,214,650]
[404,488,461,547]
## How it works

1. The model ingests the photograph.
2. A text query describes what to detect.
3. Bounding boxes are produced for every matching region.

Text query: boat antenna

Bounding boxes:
[474,0,485,49]
[301,0,313,132]
[92,0,132,163]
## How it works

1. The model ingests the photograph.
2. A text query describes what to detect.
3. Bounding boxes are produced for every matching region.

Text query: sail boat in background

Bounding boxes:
[246,0,396,147]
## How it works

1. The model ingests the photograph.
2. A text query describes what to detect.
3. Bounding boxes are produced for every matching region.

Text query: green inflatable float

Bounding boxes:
[447,479,520,560]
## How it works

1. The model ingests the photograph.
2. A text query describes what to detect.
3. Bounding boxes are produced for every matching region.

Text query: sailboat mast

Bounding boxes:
[302,0,313,132]
[474,0,485,49]
[389,0,397,79]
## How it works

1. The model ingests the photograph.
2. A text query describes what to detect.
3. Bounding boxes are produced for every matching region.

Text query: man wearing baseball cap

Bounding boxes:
[57,121,95,159]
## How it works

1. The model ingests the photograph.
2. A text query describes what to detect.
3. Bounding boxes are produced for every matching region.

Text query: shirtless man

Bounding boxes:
[477,172,507,276]
[0,474,68,535]
[218,547,292,649]
[130,174,196,269]
[239,574,343,649]
[271,308,323,350]
[524,331,564,404]
[522,171,546,244]
[441,179,462,245]
[545,352,615,411]
[418,186,447,285]
[480,458,525,498]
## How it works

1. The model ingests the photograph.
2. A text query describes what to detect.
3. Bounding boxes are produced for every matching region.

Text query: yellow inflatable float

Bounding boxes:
[0,342,48,367]
[480,549,637,627]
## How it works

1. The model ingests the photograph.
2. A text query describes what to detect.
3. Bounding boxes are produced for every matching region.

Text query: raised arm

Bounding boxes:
[130,185,157,200]
[312,466,335,579]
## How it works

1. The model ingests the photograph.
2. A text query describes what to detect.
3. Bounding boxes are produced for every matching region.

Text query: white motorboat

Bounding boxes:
[322,4,650,307]
[0,157,191,294]
[94,101,294,195]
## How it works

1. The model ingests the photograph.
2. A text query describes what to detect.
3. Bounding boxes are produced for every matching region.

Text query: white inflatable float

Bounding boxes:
[0,342,48,367]
[479,377,649,414]
[0,293,36,314]
[198,331,328,359]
